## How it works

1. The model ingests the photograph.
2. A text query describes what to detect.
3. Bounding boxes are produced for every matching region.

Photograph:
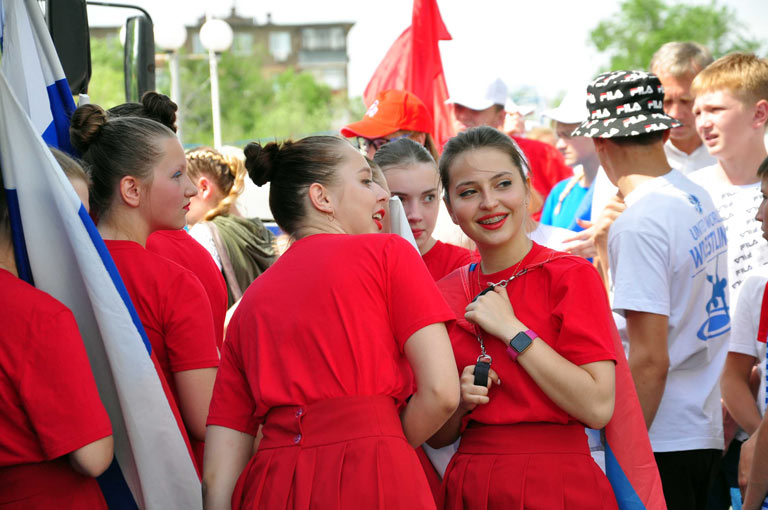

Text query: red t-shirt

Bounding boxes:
[437,242,616,429]
[513,136,573,219]
[0,269,111,508]
[422,240,475,281]
[147,229,228,348]
[207,234,455,435]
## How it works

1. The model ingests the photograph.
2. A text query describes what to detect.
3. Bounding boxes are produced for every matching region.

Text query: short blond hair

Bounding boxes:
[691,53,768,104]
[650,42,713,78]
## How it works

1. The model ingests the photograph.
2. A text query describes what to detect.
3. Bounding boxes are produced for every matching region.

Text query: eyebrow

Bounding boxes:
[454,171,515,189]
[357,167,371,175]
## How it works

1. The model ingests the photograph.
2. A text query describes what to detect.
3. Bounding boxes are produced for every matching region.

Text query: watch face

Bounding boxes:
[511,331,533,353]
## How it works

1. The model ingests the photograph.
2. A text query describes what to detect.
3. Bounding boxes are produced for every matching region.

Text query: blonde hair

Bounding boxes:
[691,53,768,104]
[186,147,246,221]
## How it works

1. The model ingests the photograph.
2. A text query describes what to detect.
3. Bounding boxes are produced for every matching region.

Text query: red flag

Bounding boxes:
[363,0,455,149]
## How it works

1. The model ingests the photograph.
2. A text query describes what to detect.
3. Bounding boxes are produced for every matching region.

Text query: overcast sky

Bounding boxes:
[88,0,768,104]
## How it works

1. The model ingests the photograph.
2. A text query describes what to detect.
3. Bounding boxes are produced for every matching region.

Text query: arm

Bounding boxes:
[721,352,761,435]
[68,435,114,477]
[465,286,616,429]
[742,415,768,510]
[203,425,254,510]
[625,310,669,429]
[401,322,460,447]
[592,194,626,290]
[175,367,218,441]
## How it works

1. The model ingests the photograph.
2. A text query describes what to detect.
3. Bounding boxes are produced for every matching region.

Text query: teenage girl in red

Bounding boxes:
[374,138,474,281]
[203,136,460,509]
[430,126,618,509]
[70,105,220,472]
[108,92,229,348]
[0,161,113,509]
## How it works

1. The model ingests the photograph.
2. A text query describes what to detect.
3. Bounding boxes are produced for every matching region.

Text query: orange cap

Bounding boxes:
[341,90,434,139]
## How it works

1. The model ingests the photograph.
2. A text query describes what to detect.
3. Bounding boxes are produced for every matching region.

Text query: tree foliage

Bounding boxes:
[589,0,764,71]
[87,35,362,147]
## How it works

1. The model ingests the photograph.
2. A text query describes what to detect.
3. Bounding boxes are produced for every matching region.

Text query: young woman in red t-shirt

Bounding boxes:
[70,105,219,472]
[0,162,113,509]
[374,138,474,281]
[203,136,460,509]
[429,126,618,509]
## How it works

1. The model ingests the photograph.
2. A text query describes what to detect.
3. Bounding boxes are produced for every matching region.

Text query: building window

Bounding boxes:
[269,31,291,62]
[191,33,206,54]
[232,32,254,56]
[301,27,345,51]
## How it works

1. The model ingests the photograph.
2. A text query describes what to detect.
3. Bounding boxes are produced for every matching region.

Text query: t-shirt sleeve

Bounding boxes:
[609,226,670,317]
[729,276,763,358]
[385,236,455,351]
[551,261,617,366]
[20,308,112,460]
[206,320,261,435]
[163,269,220,372]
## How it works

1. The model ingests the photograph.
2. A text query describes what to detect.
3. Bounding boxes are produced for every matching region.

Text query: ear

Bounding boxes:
[197,176,211,199]
[307,182,335,215]
[752,99,768,129]
[592,137,607,153]
[443,194,458,225]
[118,175,142,208]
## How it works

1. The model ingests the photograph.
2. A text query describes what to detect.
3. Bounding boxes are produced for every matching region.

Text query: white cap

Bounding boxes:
[505,98,535,117]
[446,77,508,111]
[542,84,590,124]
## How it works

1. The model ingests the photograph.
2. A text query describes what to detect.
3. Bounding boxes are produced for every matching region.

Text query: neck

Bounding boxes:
[0,238,17,277]
[716,143,767,186]
[670,135,703,155]
[477,232,532,274]
[580,157,600,187]
[603,143,671,197]
[419,236,438,255]
[292,217,346,240]
[97,210,151,247]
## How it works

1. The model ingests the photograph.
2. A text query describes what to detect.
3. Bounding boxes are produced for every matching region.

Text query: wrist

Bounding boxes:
[507,329,537,361]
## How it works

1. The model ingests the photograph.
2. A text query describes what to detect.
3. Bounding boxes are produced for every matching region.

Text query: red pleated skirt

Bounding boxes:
[231,395,435,510]
[440,422,617,510]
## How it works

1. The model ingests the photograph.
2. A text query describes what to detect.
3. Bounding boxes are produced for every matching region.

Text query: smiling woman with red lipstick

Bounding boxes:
[429,126,619,510]
[202,136,460,510]
[70,104,220,473]
[375,138,474,281]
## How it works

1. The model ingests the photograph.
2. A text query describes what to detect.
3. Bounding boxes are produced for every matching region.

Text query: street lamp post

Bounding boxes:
[199,18,233,149]
[155,22,187,141]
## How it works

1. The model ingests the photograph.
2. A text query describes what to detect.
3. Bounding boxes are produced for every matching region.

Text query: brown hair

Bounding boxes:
[107,91,178,132]
[244,136,349,235]
[185,147,246,221]
[50,147,91,187]
[438,126,528,202]
[70,103,176,217]
[758,155,768,178]
[691,53,768,104]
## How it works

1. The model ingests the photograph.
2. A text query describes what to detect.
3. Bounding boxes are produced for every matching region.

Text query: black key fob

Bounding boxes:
[472,286,494,303]
[473,355,492,387]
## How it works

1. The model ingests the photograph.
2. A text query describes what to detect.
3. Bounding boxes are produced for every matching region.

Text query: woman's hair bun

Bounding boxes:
[140,91,178,133]
[244,141,282,186]
[70,104,109,154]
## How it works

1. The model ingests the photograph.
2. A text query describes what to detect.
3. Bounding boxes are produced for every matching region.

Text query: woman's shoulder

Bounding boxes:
[0,270,72,323]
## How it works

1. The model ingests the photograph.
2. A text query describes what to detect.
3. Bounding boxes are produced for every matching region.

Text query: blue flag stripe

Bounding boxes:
[44,78,75,154]
[605,441,647,510]
[4,188,34,284]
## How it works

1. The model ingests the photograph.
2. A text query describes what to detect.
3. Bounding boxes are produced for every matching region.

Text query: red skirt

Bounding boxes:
[440,422,617,510]
[232,395,435,510]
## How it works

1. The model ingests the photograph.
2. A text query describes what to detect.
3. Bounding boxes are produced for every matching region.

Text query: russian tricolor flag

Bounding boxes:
[0,1,201,508]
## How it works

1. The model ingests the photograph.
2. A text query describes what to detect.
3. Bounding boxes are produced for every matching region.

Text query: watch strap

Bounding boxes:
[506,329,537,361]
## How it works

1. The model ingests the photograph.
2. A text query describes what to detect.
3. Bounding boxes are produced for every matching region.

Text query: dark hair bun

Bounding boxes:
[70,104,108,154]
[141,91,178,133]
[244,141,282,186]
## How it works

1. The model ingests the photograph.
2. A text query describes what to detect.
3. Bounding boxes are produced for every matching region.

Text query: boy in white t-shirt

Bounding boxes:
[689,53,768,307]
[723,156,768,510]
[573,70,730,510]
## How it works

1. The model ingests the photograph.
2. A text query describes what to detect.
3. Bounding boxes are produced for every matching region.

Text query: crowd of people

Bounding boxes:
[2,39,768,510]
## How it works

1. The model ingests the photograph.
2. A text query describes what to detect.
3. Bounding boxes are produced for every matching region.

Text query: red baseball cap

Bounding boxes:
[341,90,434,139]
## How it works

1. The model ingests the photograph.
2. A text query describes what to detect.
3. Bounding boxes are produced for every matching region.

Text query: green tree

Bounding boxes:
[589,0,764,71]
[87,35,126,108]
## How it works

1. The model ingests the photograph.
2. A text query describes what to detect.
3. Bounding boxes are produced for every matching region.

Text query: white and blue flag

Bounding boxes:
[0,1,201,508]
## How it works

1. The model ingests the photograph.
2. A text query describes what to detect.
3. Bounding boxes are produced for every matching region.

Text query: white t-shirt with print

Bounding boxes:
[609,169,729,452]
[689,164,768,307]
[729,272,768,441]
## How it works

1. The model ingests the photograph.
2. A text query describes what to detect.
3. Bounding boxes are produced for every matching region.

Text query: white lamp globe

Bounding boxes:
[199,19,233,53]
[155,22,188,52]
